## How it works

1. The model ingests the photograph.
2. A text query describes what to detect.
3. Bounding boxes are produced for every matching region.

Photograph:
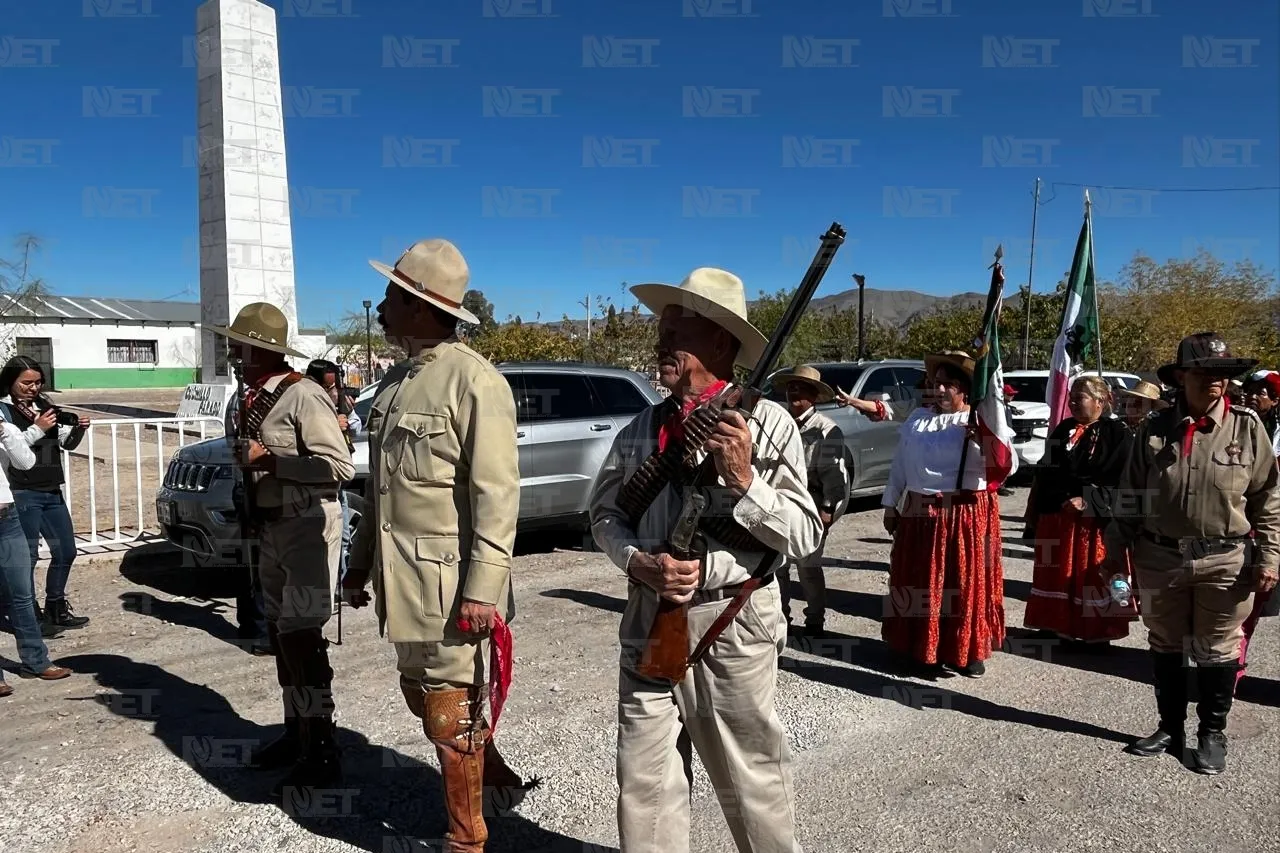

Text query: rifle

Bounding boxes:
[229,359,260,635]
[634,222,848,684]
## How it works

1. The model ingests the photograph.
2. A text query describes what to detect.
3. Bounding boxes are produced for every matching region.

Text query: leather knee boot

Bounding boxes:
[273,628,342,802]
[425,687,488,853]
[249,622,302,770]
[1192,660,1237,775]
[1126,652,1187,756]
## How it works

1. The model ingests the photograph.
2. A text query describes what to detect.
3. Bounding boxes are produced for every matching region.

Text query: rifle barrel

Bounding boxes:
[745,222,846,391]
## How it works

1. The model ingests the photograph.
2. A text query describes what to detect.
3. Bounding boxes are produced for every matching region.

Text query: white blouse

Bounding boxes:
[882,407,989,507]
[0,421,38,504]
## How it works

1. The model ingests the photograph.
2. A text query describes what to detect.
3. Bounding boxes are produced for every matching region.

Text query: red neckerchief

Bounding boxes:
[245,369,293,411]
[1180,398,1222,458]
[658,380,728,452]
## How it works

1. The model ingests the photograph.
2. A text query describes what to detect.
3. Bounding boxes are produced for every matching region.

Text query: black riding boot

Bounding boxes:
[1126,652,1187,756]
[249,622,302,770]
[273,627,342,805]
[1191,660,1237,775]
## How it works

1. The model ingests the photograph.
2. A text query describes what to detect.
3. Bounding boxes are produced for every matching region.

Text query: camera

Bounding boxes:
[54,409,80,427]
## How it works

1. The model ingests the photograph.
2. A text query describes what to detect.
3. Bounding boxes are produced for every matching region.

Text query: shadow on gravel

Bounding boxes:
[58,653,592,853]
[855,537,893,546]
[821,557,888,573]
[781,638,1134,744]
[540,588,626,614]
[1002,627,1153,684]
[1236,674,1280,708]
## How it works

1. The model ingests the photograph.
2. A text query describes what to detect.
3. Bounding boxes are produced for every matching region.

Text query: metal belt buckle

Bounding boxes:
[1179,537,1221,561]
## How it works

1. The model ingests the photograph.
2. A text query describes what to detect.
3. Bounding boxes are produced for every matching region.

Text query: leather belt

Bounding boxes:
[692,572,774,606]
[1140,529,1248,553]
[907,491,980,510]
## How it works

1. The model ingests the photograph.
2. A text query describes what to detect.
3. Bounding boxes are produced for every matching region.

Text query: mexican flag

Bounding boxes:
[1046,197,1100,430]
[968,253,1017,490]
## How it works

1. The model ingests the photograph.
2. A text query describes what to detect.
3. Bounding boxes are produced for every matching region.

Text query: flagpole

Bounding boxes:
[1021,176,1041,370]
[956,245,1005,492]
[1085,190,1103,375]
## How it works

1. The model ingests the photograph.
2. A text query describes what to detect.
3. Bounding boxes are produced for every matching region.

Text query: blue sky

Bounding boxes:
[2,0,1276,331]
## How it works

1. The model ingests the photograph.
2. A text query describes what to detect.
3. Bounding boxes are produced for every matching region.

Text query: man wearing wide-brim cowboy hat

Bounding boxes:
[1105,332,1280,775]
[590,267,822,853]
[770,364,850,639]
[208,302,356,799]
[1114,379,1170,430]
[342,238,534,852]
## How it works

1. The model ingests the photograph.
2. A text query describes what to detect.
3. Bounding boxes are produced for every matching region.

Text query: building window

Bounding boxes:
[107,339,158,364]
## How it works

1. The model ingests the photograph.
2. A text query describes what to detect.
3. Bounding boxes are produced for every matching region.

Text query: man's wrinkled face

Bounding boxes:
[785,381,817,418]
[1180,367,1233,409]
[654,307,728,391]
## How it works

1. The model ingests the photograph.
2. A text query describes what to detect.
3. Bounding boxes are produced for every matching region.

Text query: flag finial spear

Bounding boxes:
[990,243,1003,268]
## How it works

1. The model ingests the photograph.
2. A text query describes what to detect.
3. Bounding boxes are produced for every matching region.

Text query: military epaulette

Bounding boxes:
[1229,404,1262,424]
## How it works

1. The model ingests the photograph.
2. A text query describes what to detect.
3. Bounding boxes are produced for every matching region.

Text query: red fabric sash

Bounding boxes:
[657,380,728,452]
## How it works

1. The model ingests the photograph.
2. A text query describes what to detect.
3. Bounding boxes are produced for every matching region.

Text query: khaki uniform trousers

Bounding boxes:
[781,532,828,626]
[617,580,802,853]
[1131,535,1256,664]
[258,495,343,636]
[396,637,489,696]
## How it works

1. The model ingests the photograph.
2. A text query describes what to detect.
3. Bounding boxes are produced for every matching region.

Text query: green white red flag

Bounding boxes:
[968,251,1017,490]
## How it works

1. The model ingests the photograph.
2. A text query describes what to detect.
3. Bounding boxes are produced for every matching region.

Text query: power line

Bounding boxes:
[1043,180,1279,205]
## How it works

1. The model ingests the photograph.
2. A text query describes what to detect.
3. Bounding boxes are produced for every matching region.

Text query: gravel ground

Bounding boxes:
[1,487,1277,853]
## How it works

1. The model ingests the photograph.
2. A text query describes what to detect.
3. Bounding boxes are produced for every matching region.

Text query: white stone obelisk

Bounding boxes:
[196,0,298,381]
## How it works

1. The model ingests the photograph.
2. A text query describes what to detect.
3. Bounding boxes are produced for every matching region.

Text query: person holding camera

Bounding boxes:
[0,356,90,634]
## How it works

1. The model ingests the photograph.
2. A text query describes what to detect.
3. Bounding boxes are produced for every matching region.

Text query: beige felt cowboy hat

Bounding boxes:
[771,364,835,404]
[206,302,307,358]
[924,350,976,381]
[630,267,767,368]
[368,238,480,326]
[1114,379,1170,409]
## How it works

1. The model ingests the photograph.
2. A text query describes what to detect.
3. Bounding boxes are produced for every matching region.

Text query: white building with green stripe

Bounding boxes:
[0,294,331,390]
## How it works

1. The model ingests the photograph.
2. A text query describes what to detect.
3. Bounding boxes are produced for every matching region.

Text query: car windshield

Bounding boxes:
[354,396,373,427]
[1006,376,1048,403]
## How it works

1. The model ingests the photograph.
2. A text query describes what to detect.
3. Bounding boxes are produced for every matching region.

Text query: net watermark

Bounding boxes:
[882,86,959,117]
[1082,0,1157,17]
[782,37,859,68]
[682,186,760,217]
[682,86,760,117]
[582,236,660,267]
[0,37,59,67]
[1088,187,1158,217]
[382,37,460,68]
[83,86,158,117]
[582,136,658,167]
[284,87,360,118]
[182,737,256,768]
[981,36,1059,67]
[982,136,1059,167]
[182,35,257,73]
[582,36,659,67]
[782,136,859,167]
[482,86,559,117]
[1082,86,1158,117]
[381,136,460,167]
[483,0,556,17]
[82,187,159,217]
[1181,36,1260,68]
[883,0,955,17]
[683,0,757,17]
[83,0,155,16]
[1180,236,1261,261]
[481,186,560,217]
[1181,136,1259,168]
[882,186,960,217]
[281,0,357,17]
[0,137,58,167]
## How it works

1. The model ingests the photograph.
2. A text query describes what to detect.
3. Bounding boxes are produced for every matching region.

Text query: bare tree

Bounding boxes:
[0,234,53,359]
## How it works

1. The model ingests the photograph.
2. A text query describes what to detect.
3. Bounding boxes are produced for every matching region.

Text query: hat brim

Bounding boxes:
[1114,388,1170,409]
[924,353,976,382]
[629,282,767,369]
[207,324,308,358]
[770,372,835,404]
[1156,357,1258,388]
[370,259,481,327]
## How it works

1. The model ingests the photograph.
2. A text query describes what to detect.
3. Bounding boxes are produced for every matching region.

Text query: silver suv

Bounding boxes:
[155,362,662,565]
[766,359,925,496]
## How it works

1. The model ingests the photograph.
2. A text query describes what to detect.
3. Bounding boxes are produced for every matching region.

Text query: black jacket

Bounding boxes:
[1033,416,1132,523]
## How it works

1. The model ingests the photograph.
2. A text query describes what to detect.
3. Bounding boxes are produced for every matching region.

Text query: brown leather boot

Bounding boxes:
[424,687,488,852]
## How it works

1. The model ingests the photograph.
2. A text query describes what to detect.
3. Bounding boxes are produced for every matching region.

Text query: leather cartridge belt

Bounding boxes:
[691,572,775,607]
[1140,529,1248,556]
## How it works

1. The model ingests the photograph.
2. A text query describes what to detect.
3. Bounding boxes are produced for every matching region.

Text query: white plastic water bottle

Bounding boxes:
[1108,573,1132,607]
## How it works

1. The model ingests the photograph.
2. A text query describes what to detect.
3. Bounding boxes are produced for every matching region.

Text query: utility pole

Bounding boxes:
[1021,176,1041,370]
[579,294,592,340]
[853,273,866,360]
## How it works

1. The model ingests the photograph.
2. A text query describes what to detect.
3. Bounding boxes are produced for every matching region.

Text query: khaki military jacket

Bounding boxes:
[1105,397,1280,572]
[252,374,355,512]
[350,339,520,643]
[796,407,851,520]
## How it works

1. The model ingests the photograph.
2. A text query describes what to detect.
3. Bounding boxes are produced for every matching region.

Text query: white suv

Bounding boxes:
[1003,369,1141,467]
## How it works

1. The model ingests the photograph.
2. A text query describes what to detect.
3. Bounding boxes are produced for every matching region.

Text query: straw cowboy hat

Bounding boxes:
[1115,379,1170,409]
[1156,332,1258,387]
[630,267,767,368]
[206,302,307,358]
[924,350,976,382]
[368,238,480,326]
[771,364,835,404]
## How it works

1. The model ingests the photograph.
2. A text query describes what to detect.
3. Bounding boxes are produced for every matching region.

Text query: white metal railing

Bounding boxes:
[52,416,224,552]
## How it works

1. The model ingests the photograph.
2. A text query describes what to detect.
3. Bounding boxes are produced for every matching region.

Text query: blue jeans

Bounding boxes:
[0,507,53,676]
[14,489,77,603]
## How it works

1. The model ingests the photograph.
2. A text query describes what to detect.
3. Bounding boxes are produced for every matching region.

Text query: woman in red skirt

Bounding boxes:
[1024,375,1136,645]
[882,351,1012,678]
